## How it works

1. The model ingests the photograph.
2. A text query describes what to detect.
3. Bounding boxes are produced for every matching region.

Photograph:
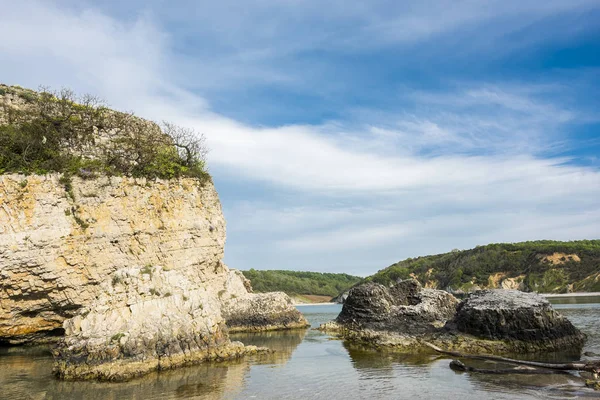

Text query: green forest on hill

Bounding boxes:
[242,269,362,297]
[365,240,600,294]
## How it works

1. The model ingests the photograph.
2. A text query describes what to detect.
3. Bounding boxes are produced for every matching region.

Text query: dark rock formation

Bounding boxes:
[448,290,585,344]
[335,279,458,335]
[321,282,586,355]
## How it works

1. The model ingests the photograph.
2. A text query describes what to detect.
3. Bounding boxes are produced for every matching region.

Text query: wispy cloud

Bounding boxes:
[0,0,598,274]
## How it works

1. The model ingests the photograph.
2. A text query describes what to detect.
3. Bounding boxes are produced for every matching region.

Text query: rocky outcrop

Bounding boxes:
[319,280,459,347]
[321,281,585,355]
[335,280,458,335]
[331,292,348,304]
[53,266,255,381]
[0,173,307,380]
[220,270,309,332]
[448,289,585,345]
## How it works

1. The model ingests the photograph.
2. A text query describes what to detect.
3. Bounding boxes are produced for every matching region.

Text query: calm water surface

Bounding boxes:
[1,298,600,399]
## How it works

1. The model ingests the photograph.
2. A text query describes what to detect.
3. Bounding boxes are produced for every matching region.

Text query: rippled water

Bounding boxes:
[1,299,599,399]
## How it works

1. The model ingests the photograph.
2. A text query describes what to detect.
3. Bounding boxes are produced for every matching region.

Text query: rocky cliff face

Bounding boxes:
[0,173,226,343]
[0,173,307,379]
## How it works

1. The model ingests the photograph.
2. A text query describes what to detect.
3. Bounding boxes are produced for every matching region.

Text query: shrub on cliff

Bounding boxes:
[0,85,209,182]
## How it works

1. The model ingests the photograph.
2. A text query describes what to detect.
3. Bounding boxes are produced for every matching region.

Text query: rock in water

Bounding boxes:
[220,269,309,332]
[54,266,244,381]
[335,279,459,335]
[0,174,228,344]
[449,290,585,344]
[53,267,307,381]
[322,282,585,355]
[0,86,308,380]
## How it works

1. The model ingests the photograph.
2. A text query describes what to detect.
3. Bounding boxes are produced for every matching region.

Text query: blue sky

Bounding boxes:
[1,0,599,276]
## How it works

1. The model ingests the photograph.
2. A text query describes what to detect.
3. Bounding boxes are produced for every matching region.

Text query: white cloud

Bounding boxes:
[0,0,598,274]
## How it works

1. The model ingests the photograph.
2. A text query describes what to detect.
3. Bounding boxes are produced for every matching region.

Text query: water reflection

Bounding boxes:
[0,345,250,400]
[230,328,306,365]
[0,301,598,399]
[548,296,600,305]
[344,342,436,370]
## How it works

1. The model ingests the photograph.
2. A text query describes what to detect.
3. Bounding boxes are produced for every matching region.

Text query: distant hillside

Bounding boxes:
[242,269,362,300]
[365,240,600,294]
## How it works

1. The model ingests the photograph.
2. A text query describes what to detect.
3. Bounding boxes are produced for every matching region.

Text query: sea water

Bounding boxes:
[1,298,599,399]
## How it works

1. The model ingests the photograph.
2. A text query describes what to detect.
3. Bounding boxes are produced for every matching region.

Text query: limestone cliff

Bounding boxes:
[0,84,308,380]
[0,174,226,343]
[0,173,307,379]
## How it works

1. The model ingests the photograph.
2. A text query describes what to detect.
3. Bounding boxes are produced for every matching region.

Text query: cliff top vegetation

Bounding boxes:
[0,84,209,183]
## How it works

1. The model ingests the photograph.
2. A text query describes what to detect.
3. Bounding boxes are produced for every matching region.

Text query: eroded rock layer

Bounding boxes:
[221,270,309,332]
[0,174,226,344]
[0,173,307,380]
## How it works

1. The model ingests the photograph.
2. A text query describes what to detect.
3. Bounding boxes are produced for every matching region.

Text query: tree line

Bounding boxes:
[242,269,362,297]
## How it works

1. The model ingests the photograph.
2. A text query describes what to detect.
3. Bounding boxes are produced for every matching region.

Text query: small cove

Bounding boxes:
[1,298,599,399]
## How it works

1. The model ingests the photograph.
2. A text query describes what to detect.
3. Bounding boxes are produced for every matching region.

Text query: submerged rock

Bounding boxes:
[321,281,586,355]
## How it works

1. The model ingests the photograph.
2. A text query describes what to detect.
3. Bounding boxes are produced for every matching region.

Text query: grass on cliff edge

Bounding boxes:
[0,84,210,183]
[242,269,362,298]
[364,240,600,294]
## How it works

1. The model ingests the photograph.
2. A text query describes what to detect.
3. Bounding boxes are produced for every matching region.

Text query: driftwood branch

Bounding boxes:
[424,342,600,375]
[449,359,569,375]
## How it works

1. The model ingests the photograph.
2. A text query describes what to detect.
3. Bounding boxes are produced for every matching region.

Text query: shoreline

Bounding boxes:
[541,292,600,298]
[294,302,337,306]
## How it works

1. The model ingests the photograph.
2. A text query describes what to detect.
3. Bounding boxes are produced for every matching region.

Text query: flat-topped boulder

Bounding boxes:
[220,270,309,333]
[448,289,585,343]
